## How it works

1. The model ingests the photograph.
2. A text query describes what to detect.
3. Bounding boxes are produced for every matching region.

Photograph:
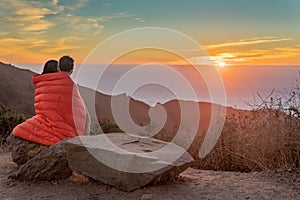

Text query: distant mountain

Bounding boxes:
[0,62,35,117]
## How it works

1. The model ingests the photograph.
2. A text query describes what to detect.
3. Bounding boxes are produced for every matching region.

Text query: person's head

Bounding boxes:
[42,60,59,74]
[59,55,74,74]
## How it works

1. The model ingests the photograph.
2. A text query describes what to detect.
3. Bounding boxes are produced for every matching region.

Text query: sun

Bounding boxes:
[218,61,226,68]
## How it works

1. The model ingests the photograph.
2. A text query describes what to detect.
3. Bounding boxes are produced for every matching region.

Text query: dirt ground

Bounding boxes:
[0,147,299,200]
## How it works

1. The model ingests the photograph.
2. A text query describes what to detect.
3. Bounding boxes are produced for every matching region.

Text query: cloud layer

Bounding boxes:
[0,0,144,63]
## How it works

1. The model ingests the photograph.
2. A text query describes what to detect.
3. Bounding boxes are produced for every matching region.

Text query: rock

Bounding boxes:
[8,134,48,166]
[140,194,153,200]
[64,133,194,191]
[9,139,72,181]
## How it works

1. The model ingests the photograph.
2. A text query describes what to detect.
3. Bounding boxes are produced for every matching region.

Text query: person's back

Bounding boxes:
[12,57,88,146]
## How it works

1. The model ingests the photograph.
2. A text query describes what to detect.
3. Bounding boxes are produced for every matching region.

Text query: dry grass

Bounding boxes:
[194,109,300,171]
[195,75,300,171]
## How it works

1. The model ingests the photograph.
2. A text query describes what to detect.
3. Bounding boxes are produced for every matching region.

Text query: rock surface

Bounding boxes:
[9,139,72,181]
[8,134,48,166]
[65,133,194,191]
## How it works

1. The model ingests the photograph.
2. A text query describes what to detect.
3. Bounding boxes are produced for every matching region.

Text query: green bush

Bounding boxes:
[0,103,26,145]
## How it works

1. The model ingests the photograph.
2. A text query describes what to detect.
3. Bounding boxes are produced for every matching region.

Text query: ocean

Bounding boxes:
[16,63,300,110]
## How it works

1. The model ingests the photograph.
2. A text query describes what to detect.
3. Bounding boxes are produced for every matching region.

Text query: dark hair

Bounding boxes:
[42,60,58,74]
[59,55,74,72]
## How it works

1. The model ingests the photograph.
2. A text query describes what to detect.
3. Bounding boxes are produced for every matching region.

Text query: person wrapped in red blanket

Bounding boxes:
[10,56,89,166]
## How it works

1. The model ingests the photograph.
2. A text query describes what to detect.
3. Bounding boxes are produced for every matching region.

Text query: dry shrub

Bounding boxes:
[90,117,124,134]
[194,108,300,172]
[99,118,124,133]
[0,103,26,145]
[194,74,300,171]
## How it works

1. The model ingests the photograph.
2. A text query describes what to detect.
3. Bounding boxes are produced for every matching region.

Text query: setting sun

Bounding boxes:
[218,61,226,68]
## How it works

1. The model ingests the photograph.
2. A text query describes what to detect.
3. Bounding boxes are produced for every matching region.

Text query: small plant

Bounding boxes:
[97,117,123,133]
[0,103,26,145]
[245,74,300,119]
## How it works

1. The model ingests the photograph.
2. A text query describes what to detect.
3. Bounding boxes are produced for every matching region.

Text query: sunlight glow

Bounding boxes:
[218,61,226,68]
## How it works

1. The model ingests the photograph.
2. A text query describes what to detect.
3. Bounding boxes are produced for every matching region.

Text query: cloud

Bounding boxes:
[41,44,84,54]
[0,0,64,33]
[0,0,145,63]
[24,21,55,31]
[15,8,53,15]
[91,12,145,24]
[134,17,145,23]
[187,54,242,66]
[0,0,143,38]
[60,12,144,35]
[0,31,10,36]
[67,0,89,10]
[0,37,47,49]
[0,34,85,63]
[177,36,299,65]
[60,14,104,35]
[98,12,135,22]
[0,37,48,60]
[50,0,59,6]
[187,56,214,66]
[185,45,300,66]
[205,37,293,49]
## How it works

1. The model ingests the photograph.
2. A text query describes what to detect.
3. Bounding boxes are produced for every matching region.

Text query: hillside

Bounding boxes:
[0,62,35,117]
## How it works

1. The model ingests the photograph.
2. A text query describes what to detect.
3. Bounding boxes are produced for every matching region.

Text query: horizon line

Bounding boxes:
[12,62,300,67]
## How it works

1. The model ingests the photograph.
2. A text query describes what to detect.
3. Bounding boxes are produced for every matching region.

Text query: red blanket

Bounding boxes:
[13,72,87,146]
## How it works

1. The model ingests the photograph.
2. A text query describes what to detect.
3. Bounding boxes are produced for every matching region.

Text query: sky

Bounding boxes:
[0,0,299,66]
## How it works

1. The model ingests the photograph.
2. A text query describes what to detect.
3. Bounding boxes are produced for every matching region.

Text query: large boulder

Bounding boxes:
[64,133,194,191]
[9,139,72,180]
